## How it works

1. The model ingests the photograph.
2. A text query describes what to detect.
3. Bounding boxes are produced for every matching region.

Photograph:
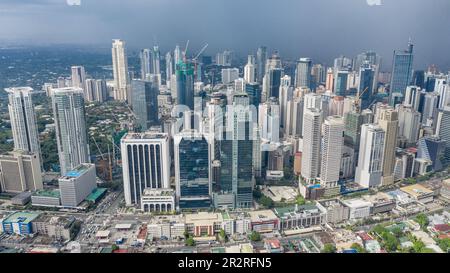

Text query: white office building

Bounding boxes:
[59,163,97,208]
[301,108,322,184]
[112,39,130,102]
[121,132,171,206]
[320,116,344,188]
[355,124,385,188]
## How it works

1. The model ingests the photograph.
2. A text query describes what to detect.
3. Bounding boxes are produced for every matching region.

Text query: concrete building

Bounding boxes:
[121,132,170,206]
[342,199,373,220]
[32,215,77,241]
[52,87,90,175]
[185,212,224,237]
[221,68,239,84]
[274,204,326,232]
[244,55,256,83]
[0,150,43,193]
[59,164,97,208]
[301,108,322,184]
[294,58,312,89]
[6,87,41,157]
[141,188,175,213]
[112,39,130,102]
[320,116,344,191]
[377,106,399,186]
[31,190,61,207]
[317,199,350,224]
[355,124,385,188]
[362,192,396,214]
[248,210,279,233]
[400,184,434,204]
[0,211,41,235]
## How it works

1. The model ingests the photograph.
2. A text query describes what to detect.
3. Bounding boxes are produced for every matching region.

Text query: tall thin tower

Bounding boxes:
[112,39,130,102]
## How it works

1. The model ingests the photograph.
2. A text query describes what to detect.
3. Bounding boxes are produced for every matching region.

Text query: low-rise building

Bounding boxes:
[59,163,97,208]
[400,184,434,204]
[141,188,175,213]
[0,211,41,235]
[362,192,396,214]
[441,179,450,200]
[31,190,61,207]
[185,212,223,237]
[274,204,326,232]
[11,192,32,206]
[317,199,350,224]
[248,210,279,233]
[264,238,284,253]
[342,199,372,220]
[0,150,43,193]
[32,215,77,241]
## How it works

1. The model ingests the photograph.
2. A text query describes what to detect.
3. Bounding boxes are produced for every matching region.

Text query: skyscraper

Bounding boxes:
[355,124,385,188]
[140,49,152,79]
[112,39,130,102]
[175,60,195,110]
[71,66,86,89]
[256,46,267,83]
[131,79,159,130]
[320,116,344,189]
[389,41,414,105]
[294,58,312,89]
[174,130,212,209]
[397,105,421,146]
[358,61,375,109]
[121,132,171,206]
[263,52,283,100]
[301,108,322,184]
[334,70,349,96]
[165,52,173,89]
[279,75,293,129]
[377,106,399,186]
[151,45,161,75]
[259,98,280,143]
[52,87,90,175]
[174,45,182,65]
[6,87,41,157]
[244,55,256,83]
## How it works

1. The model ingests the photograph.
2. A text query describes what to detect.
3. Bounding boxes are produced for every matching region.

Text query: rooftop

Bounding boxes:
[248,210,278,222]
[33,189,61,198]
[400,184,433,198]
[63,164,94,178]
[86,188,107,202]
[342,198,373,208]
[2,211,41,224]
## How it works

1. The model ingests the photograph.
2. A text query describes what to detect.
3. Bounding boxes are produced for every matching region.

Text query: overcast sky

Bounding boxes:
[0,0,449,69]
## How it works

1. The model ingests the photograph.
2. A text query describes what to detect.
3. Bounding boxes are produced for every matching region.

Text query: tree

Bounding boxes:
[321,243,337,253]
[111,244,119,251]
[415,214,429,231]
[437,238,450,252]
[382,232,399,252]
[296,195,306,206]
[185,236,195,247]
[259,195,274,208]
[249,231,262,242]
[218,229,228,243]
[350,243,366,253]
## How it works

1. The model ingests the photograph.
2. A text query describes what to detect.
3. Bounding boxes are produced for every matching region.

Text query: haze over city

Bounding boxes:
[1,0,450,68]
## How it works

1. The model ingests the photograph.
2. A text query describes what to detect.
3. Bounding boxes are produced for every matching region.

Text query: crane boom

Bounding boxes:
[193,43,209,61]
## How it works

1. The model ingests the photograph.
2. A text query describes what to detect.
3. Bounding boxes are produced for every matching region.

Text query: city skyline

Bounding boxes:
[0,0,450,68]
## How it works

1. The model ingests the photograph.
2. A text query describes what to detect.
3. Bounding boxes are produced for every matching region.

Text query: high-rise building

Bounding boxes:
[377,106,399,186]
[175,60,195,110]
[311,64,326,87]
[165,52,173,89]
[295,58,312,89]
[131,80,159,130]
[215,94,254,209]
[259,98,280,143]
[325,68,334,91]
[417,136,446,172]
[279,75,293,129]
[71,66,86,89]
[263,52,283,100]
[94,79,108,103]
[121,132,171,206]
[436,106,450,164]
[320,116,344,189]
[52,87,90,175]
[0,150,43,193]
[244,55,256,83]
[174,130,212,209]
[151,45,161,75]
[256,46,267,83]
[221,68,239,84]
[6,87,41,157]
[174,45,182,65]
[403,86,421,111]
[334,70,349,96]
[140,49,152,79]
[355,124,385,188]
[301,108,322,184]
[285,97,304,137]
[389,41,414,105]
[358,62,375,109]
[397,105,421,147]
[59,163,97,208]
[112,39,130,102]
[245,82,261,108]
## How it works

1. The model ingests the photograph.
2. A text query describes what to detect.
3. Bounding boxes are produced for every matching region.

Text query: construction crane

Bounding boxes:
[183,40,190,61]
[354,87,370,113]
[192,43,209,81]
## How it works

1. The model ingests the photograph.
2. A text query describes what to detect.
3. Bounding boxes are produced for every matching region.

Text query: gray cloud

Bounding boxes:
[0,0,449,70]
